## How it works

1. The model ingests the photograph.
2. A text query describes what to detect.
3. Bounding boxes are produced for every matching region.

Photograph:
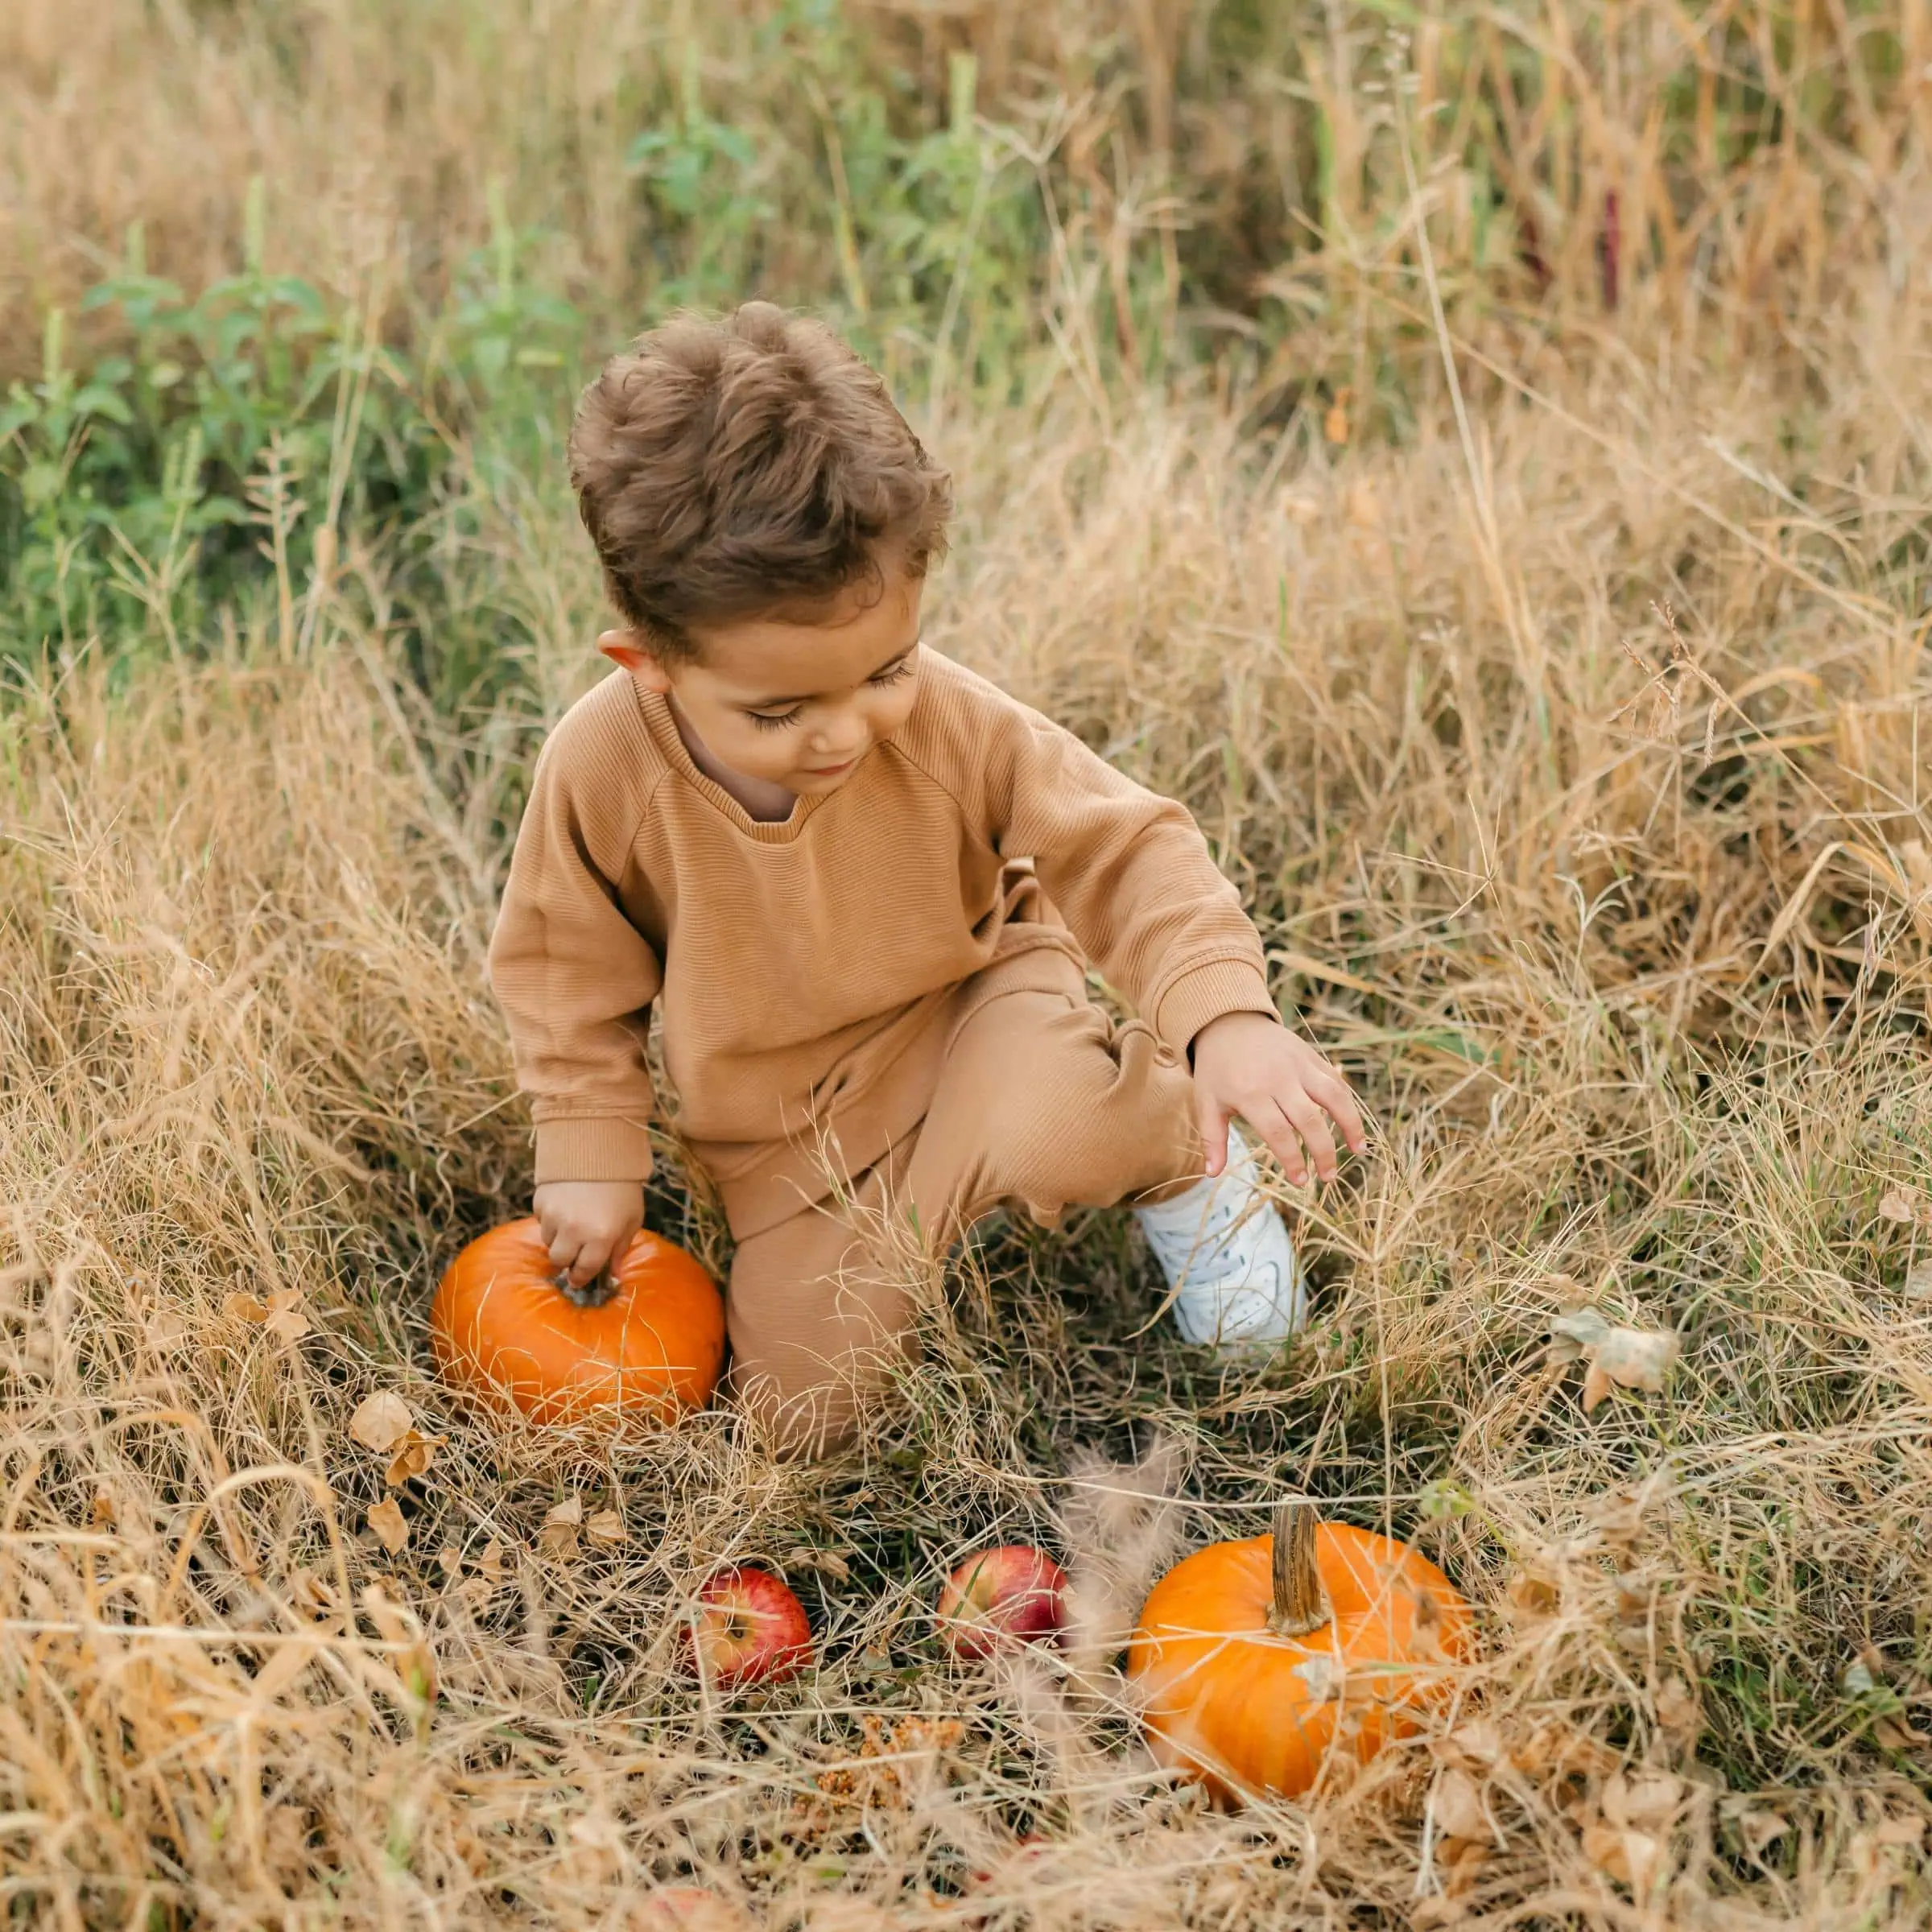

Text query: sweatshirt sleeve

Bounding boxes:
[983,691,1279,1055]
[488,724,664,1186]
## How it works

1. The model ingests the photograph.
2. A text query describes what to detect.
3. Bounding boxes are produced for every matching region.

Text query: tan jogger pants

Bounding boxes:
[724,947,1202,1455]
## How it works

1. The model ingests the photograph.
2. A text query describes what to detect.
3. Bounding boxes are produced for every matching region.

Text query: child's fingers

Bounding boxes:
[1278,1095,1340,1182]
[569,1235,616,1287]
[1241,1098,1307,1185]
[1316,1075,1368,1152]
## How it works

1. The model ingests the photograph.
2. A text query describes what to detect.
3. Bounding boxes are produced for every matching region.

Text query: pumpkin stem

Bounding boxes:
[1266,1501,1330,1638]
[555,1269,620,1309]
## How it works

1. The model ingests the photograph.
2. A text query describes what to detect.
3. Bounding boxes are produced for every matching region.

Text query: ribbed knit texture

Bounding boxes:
[488,647,1278,1234]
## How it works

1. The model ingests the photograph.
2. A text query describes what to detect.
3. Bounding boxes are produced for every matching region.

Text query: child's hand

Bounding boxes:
[1189,1012,1366,1186]
[532,1180,644,1288]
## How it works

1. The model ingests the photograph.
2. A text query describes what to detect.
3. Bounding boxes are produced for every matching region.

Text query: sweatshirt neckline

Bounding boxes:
[634,685,828,844]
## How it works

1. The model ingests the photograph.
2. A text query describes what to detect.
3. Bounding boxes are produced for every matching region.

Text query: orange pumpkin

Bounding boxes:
[431,1219,724,1424]
[1125,1502,1472,1802]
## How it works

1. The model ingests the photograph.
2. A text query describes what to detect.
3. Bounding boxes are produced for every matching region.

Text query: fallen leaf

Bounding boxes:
[436,1544,462,1577]
[1506,1569,1561,1618]
[147,1307,191,1349]
[224,1291,269,1323]
[1511,1723,1617,1779]
[1549,1306,1609,1362]
[1905,1261,1932,1297]
[1442,1838,1491,1896]
[367,1498,409,1554]
[349,1391,414,1454]
[539,1497,583,1561]
[289,1567,336,1614]
[1433,1765,1499,1844]
[585,1509,626,1548]
[89,1490,116,1529]
[1583,1823,1664,1893]
[1655,1675,1700,1740]
[383,1430,444,1488]
[1879,1189,1920,1224]
[1603,1770,1682,1831]
[474,1539,506,1580]
[1592,1324,1677,1393]
[1551,1306,1677,1410]
[1323,386,1352,445]
[788,1546,850,1581]
[262,1289,309,1343]
[1727,1806,1789,1857]
[1434,1719,1505,1772]
[1873,1713,1931,1749]
[1842,1657,1880,1697]
[1409,1898,1468,1930]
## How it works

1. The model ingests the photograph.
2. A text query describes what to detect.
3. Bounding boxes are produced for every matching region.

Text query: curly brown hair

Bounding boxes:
[567,303,953,658]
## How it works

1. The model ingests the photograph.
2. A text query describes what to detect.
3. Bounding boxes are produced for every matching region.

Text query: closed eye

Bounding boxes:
[745,706,804,731]
[869,655,915,687]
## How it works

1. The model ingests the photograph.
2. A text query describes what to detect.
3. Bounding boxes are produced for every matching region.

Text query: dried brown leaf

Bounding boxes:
[1879,1189,1919,1224]
[1873,1713,1931,1749]
[262,1288,309,1343]
[1553,1306,1676,1409]
[1655,1674,1701,1740]
[1583,1823,1664,1893]
[1593,1324,1677,1393]
[1581,1360,1613,1411]
[367,1498,408,1554]
[539,1497,584,1561]
[585,1509,627,1548]
[383,1430,444,1488]
[224,1290,269,1323]
[1603,1771,1682,1830]
[349,1390,414,1454]
[1434,1719,1505,1772]
[1549,1304,1608,1363]
[1433,1766,1499,1844]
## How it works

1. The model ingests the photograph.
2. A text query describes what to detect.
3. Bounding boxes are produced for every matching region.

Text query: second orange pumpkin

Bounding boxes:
[1126,1502,1472,1802]
[431,1219,724,1425]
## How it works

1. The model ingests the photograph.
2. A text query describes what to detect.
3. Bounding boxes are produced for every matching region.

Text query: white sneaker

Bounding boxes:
[1133,1128,1306,1349]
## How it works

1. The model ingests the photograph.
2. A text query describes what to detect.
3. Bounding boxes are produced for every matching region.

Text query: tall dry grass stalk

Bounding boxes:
[6,0,1929,382]
[5,213,1932,1921]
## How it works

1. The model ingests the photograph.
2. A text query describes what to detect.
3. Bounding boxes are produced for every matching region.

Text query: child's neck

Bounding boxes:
[668,697,797,824]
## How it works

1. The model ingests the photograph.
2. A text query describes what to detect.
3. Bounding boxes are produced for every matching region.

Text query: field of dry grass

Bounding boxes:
[6,3,1932,1929]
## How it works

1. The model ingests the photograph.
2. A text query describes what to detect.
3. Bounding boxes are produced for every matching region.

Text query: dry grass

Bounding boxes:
[8,2,1932,1926]
[7,232,1932,1922]
[7,0,1929,384]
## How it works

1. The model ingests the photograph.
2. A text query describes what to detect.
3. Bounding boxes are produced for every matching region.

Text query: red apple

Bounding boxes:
[935,1543,1068,1660]
[683,1565,811,1689]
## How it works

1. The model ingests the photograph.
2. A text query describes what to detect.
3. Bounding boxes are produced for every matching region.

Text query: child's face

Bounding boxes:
[601,568,925,798]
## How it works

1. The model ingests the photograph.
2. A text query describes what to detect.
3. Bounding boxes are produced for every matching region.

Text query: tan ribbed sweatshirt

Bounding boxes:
[489,647,1278,1237]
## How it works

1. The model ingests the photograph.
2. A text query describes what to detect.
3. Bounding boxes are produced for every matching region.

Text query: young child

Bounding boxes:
[489,303,1365,1456]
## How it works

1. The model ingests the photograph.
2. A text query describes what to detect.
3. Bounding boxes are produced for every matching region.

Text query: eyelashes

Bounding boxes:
[744,657,915,730]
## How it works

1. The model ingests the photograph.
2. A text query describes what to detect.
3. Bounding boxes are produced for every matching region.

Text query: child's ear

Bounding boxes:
[599,629,671,691]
